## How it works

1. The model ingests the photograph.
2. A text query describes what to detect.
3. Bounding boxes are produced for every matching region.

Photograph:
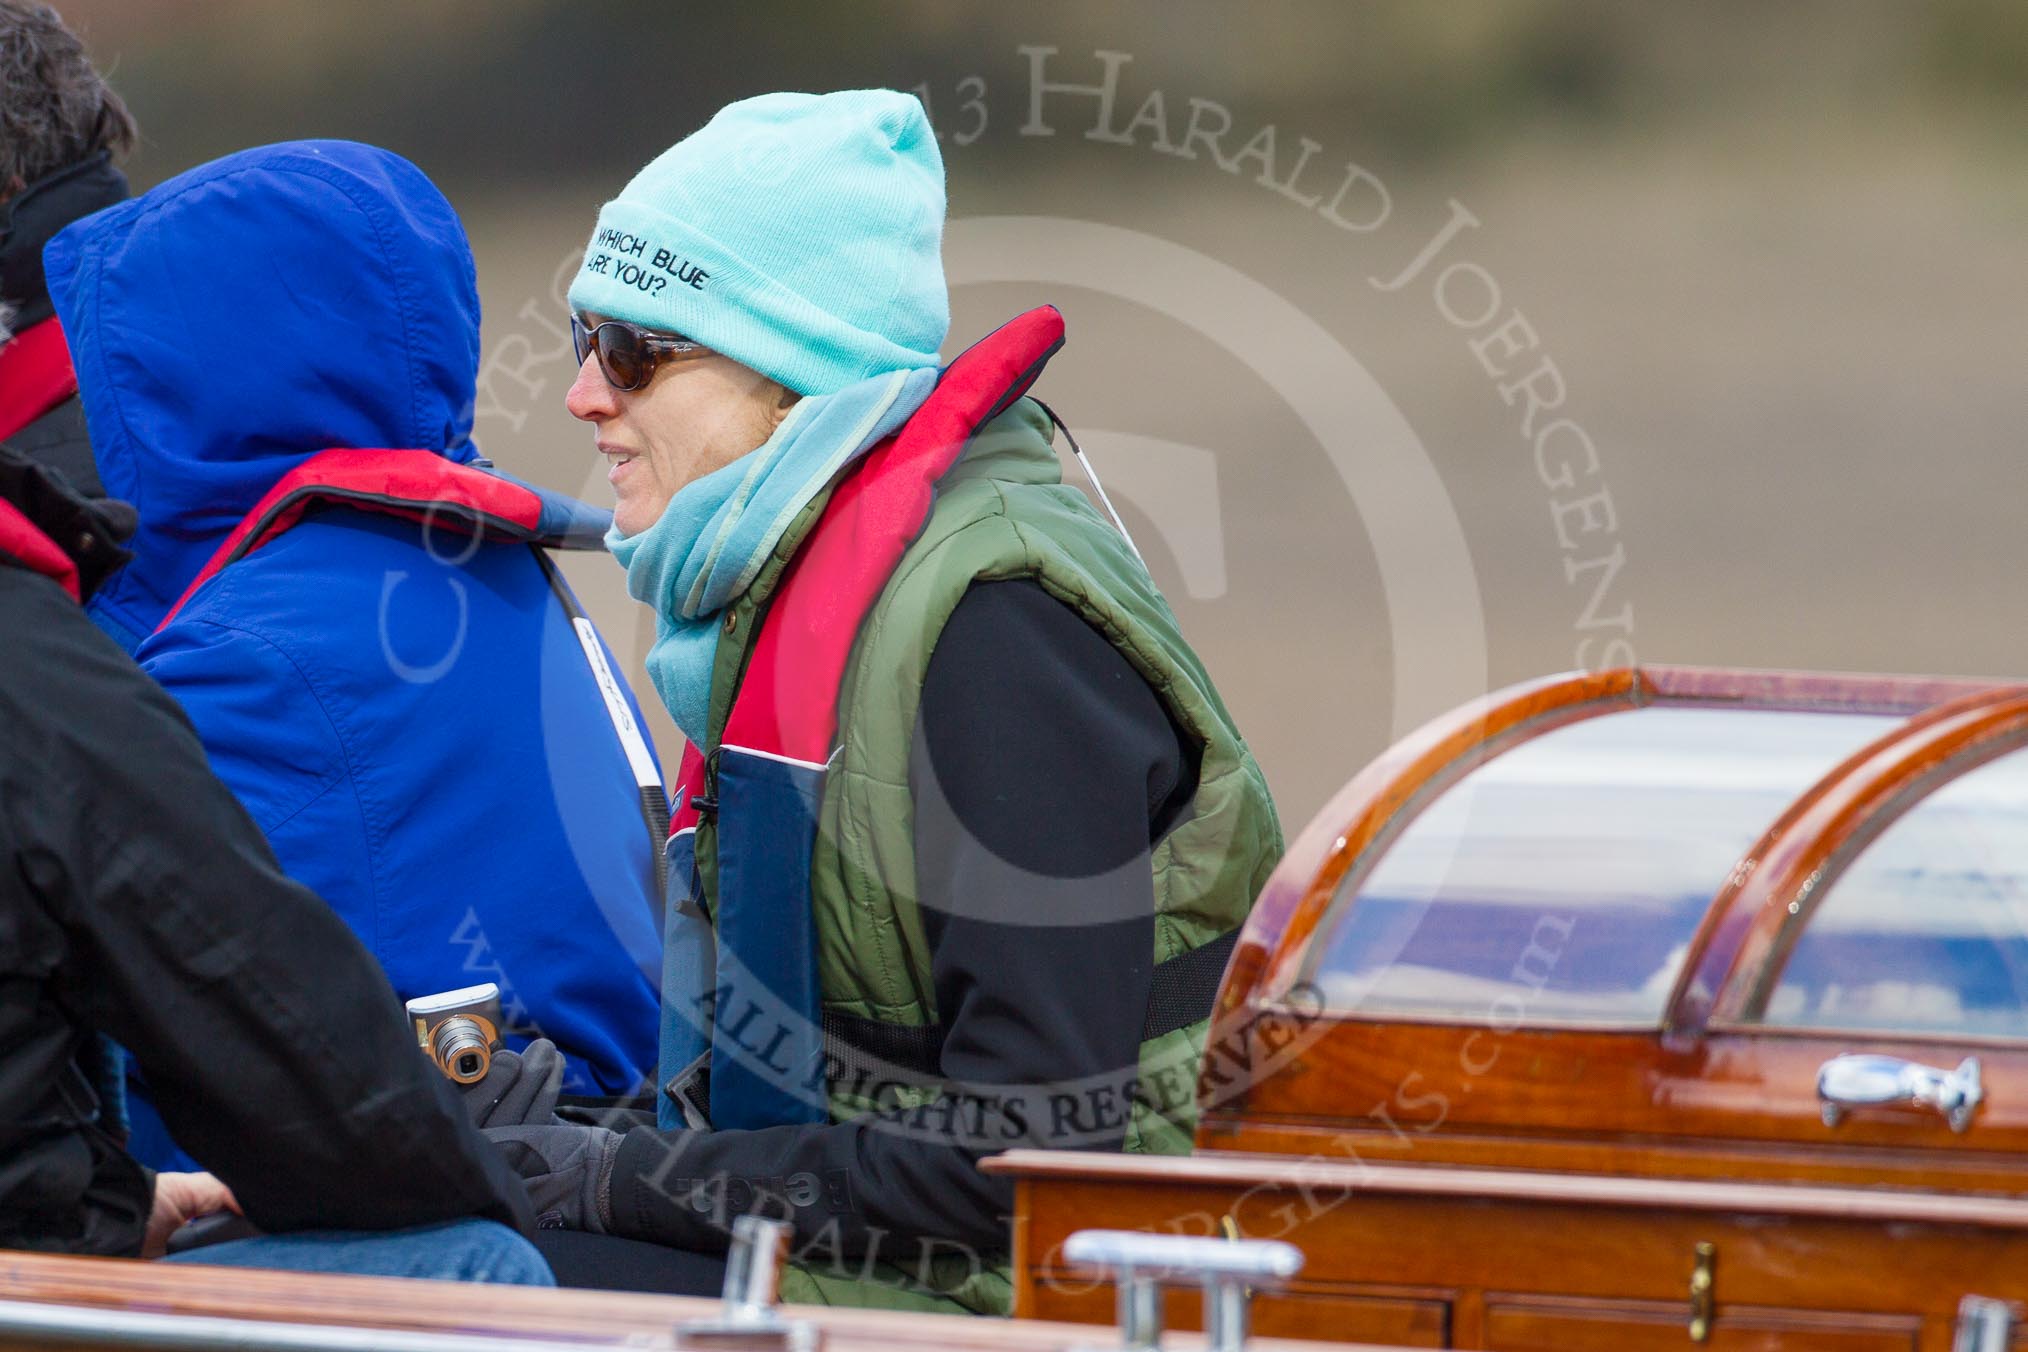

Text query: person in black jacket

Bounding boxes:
[0,1,129,488]
[0,445,550,1282]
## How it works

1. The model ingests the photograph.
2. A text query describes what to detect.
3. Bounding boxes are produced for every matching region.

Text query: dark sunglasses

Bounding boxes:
[571,314,709,391]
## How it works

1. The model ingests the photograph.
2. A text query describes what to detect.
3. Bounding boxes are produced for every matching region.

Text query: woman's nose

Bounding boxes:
[565,353,616,422]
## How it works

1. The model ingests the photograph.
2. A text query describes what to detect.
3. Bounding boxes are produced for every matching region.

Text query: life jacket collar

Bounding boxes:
[156,447,612,630]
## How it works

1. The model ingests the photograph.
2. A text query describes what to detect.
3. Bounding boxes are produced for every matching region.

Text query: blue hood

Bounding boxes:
[44,140,482,647]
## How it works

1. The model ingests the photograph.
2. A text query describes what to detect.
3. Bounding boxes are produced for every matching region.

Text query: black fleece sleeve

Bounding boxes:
[608,579,1192,1264]
[10,586,533,1238]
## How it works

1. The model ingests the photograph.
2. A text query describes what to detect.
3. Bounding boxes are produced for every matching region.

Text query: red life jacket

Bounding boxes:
[0,318,80,447]
[155,447,672,893]
[659,305,1065,1130]
[157,447,557,628]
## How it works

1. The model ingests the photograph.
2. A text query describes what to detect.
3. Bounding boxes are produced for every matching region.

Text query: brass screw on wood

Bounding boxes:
[1688,1241,1716,1343]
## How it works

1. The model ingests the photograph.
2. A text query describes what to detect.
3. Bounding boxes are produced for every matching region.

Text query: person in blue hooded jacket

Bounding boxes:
[41,141,665,1168]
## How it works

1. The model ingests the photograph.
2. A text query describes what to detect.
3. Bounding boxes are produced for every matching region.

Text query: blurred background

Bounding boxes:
[55,0,2028,830]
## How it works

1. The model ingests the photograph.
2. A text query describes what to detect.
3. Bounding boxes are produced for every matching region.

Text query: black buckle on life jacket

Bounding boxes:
[688,745,724,820]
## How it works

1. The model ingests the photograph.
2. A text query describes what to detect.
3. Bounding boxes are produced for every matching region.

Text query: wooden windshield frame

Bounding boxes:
[1205,666,2013,1135]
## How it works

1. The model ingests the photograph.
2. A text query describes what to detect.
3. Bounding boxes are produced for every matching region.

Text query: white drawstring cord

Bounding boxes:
[1031,399,1146,568]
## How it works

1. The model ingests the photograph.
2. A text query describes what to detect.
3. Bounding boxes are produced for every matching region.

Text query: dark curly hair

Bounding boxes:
[0,2,135,194]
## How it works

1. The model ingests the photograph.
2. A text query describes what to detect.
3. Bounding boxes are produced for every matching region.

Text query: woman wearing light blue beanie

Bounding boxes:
[495,89,1280,1309]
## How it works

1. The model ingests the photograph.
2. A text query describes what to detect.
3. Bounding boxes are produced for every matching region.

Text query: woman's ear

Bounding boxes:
[769,385,801,426]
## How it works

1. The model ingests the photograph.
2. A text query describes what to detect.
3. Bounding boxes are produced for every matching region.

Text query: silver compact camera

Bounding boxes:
[405,983,503,1085]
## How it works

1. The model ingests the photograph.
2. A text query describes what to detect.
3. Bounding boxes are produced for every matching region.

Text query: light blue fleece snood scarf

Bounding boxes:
[608,365,939,746]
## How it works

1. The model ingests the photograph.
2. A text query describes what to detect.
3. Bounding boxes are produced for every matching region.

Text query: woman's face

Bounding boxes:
[565,316,795,537]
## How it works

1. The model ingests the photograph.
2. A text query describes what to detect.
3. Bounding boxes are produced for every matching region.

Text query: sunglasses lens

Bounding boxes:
[596,324,649,390]
[570,315,592,368]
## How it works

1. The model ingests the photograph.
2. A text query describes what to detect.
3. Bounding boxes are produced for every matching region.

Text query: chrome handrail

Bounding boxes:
[1062,1229,1304,1352]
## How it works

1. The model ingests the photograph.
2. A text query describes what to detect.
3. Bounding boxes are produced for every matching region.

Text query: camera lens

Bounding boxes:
[431,1015,493,1085]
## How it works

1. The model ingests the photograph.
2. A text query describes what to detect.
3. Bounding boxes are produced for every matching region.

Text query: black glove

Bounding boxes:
[461,1038,564,1129]
[483,1122,620,1233]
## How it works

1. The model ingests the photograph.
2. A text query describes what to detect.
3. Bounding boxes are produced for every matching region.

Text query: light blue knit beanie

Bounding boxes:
[568,90,949,397]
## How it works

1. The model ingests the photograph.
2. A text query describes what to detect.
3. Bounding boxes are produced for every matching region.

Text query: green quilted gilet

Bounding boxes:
[692,398,1282,1314]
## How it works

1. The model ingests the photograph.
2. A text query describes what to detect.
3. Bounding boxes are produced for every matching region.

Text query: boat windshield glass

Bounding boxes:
[1308,706,1898,1025]
[1759,741,2028,1038]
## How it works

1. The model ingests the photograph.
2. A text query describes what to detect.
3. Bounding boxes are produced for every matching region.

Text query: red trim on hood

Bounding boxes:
[0,497,80,601]
[157,448,546,630]
[0,318,79,446]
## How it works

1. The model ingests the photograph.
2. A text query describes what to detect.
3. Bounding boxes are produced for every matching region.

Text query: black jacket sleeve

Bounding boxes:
[608,578,1192,1265]
[9,584,533,1237]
